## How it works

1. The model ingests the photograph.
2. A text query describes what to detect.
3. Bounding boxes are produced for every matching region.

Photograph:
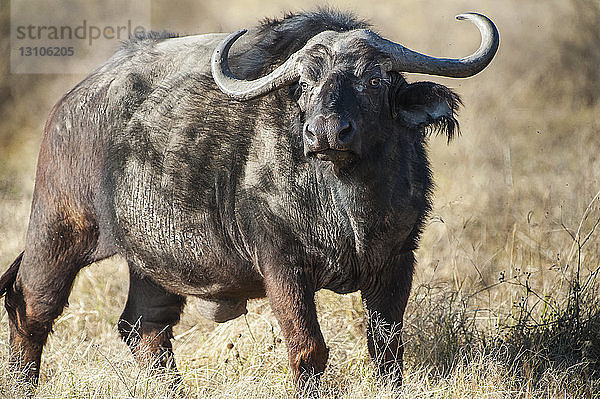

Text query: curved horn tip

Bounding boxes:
[215,29,248,50]
[455,12,488,22]
[212,29,248,64]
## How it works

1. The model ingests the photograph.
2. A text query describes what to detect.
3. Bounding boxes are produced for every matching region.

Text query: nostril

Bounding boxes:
[338,122,354,144]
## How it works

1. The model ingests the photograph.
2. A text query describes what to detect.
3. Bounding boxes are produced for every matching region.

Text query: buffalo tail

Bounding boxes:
[0,252,23,297]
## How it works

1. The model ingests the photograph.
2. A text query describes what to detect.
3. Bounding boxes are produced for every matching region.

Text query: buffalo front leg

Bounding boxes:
[118,267,185,374]
[263,263,329,393]
[361,251,414,386]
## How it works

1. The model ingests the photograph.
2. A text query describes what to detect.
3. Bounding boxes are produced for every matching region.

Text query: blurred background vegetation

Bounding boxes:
[1,0,600,397]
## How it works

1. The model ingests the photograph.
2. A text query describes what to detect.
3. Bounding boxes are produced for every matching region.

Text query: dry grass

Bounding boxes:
[2,0,600,397]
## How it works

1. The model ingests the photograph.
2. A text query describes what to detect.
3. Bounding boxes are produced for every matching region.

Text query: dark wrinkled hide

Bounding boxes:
[0,9,461,391]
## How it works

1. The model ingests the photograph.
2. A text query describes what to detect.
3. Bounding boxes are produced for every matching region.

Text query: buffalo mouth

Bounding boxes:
[310,149,358,168]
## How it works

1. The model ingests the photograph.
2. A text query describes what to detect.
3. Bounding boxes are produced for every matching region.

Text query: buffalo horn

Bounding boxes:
[211,13,499,100]
[379,13,499,77]
[211,29,301,101]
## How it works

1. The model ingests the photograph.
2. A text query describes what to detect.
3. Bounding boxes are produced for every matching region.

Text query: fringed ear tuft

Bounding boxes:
[392,80,462,141]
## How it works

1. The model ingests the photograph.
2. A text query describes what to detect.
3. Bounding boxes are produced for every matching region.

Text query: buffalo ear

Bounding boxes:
[392,81,462,140]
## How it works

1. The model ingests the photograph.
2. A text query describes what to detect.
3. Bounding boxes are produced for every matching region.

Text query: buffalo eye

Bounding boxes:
[369,77,382,88]
[300,81,309,92]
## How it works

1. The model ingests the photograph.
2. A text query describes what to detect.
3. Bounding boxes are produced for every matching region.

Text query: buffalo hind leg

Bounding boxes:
[3,206,100,386]
[361,251,415,386]
[262,258,329,395]
[118,267,185,375]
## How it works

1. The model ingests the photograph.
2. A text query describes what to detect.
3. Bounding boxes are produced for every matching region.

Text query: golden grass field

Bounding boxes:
[1,0,600,397]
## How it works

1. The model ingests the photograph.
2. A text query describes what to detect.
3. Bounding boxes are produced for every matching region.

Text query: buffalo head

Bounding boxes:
[212,13,499,169]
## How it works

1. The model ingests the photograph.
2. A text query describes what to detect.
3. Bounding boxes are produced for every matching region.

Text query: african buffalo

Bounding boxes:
[0,9,498,392]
